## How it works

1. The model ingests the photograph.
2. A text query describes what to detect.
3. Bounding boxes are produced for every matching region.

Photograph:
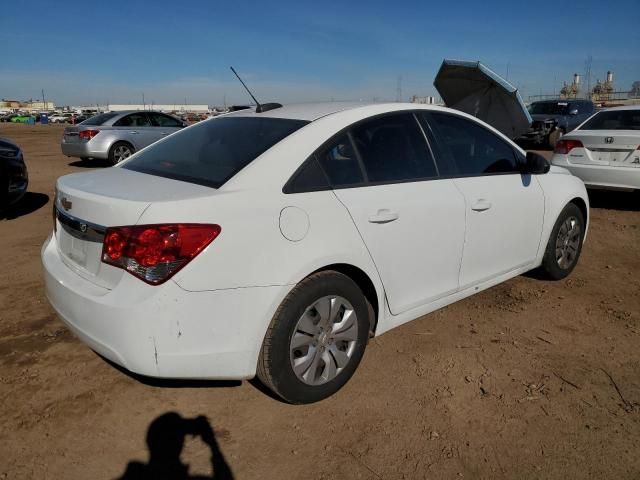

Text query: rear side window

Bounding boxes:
[122,117,308,188]
[427,112,519,176]
[351,113,437,183]
[316,134,365,187]
[80,112,118,125]
[284,156,330,193]
[114,113,151,127]
[579,110,640,130]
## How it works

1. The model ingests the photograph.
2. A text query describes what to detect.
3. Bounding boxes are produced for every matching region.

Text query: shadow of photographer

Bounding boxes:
[117,412,234,480]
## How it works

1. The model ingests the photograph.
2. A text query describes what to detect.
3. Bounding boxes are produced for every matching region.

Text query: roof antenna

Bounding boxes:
[229,66,282,113]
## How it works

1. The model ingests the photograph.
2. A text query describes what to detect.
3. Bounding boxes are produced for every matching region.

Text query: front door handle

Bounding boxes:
[368,209,399,224]
[160,132,169,136]
[129,131,139,134]
[471,199,492,212]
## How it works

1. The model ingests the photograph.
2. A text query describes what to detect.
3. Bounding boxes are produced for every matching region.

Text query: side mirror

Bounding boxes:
[569,109,578,115]
[523,151,550,175]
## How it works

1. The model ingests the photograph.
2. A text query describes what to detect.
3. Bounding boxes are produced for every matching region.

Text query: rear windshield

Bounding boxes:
[528,102,570,115]
[80,112,118,125]
[579,110,640,130]
[122,116,309,188]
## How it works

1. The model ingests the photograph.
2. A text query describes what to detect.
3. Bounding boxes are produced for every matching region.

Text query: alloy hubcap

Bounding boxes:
[289,295,358,386]
[555,216,581,269]
[114,146,132,163]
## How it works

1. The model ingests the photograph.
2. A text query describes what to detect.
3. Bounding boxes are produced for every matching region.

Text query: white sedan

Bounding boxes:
[551,106,640,190]
[42,102,588,403]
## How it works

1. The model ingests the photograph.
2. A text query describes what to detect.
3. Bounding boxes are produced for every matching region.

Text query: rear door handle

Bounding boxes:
[471,199,492,212]
[368,209,399,224]
[129,131,139,134]
[160,132,169,136]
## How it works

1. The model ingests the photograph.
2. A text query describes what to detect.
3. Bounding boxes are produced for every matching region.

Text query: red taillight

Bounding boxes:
[102,224,221,285]
[78,129,100,140]
[554,139,583,155]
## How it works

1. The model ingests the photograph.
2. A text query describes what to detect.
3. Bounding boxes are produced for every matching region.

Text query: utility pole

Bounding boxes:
[142,92,145,110]
[41,89,46,109]
[584,55,593,100]
[505,62,510,81]
[396,75,402,102]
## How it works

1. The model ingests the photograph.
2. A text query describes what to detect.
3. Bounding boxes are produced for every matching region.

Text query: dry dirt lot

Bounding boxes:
[1,122,639,479]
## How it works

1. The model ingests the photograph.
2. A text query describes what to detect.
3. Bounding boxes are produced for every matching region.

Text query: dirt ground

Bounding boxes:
[1,122,639,479]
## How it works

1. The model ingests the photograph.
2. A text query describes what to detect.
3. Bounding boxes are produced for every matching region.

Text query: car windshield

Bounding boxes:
[79,113,116,125]
[122,116,309,188]
[528,102,570,115]
[579,110,640,130]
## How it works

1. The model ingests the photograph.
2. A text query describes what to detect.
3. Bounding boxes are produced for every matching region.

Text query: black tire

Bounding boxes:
[108,142,135,165]
[257,271,370,404]
[540,203,585,280]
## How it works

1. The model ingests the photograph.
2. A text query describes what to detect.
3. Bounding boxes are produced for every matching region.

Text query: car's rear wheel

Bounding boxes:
[540,203,585,280]
[108,142,134,165]
[257,271,370,404]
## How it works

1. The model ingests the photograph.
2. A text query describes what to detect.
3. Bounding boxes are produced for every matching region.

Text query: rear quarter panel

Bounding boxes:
[136,187,383,295]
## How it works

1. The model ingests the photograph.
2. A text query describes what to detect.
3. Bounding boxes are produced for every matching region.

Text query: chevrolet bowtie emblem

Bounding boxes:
[61,197,72,211]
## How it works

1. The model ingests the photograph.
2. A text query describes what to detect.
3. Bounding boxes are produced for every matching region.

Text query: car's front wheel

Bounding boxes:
[540,202,585,279]
[257,271,371,404]
[108,142,135,165]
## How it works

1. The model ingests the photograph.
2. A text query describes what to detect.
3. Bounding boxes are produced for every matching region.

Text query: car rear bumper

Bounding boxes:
[42,233,289,380]
[61,141,109,160]
[551,155,640,190]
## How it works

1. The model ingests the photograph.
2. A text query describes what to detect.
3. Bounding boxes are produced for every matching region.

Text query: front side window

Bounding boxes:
[123,117,308,188]
[149,113,183,128]
[579,110,640,131]
[114,113,151,127]
[80,112,118,125]
[316,134,364,187]
[427,112,519,176]
[350,113,437,183]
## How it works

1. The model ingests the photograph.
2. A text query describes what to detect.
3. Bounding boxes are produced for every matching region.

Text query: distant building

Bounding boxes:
[410,95,435,105]
[0,99,56,111]
[108,104,210,113]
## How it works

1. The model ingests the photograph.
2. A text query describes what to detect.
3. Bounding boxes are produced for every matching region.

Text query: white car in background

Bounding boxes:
[50,113,75,124]
[551,106,640,190]
[42,102,588,404]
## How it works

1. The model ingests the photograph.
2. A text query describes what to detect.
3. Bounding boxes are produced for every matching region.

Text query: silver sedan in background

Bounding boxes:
[61,110,185,164]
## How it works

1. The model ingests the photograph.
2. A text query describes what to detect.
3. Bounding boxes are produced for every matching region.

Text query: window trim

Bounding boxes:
[283,110,442,194]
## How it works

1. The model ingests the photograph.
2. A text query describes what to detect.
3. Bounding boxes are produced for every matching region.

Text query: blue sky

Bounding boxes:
[1,0,638,106]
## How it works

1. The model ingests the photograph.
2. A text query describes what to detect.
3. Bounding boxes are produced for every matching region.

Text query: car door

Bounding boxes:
[148,112,184,141]
[422,111,544,289]
[324,112,466,315]
[112,112,157,149]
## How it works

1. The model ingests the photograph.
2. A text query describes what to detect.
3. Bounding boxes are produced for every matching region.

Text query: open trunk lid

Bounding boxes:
[54,168,216,289]
[434,59,532,139]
